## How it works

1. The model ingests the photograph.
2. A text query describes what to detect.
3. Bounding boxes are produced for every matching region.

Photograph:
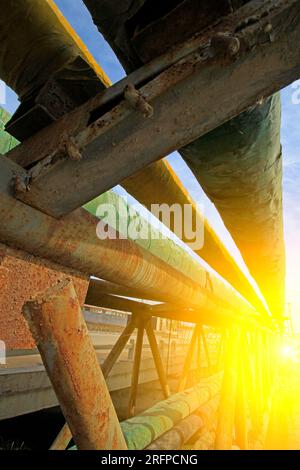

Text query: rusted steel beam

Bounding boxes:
[1,157,263,325]
[9,0,300,218]
[128,322,144,417]
[145,320,170,398]
[200,326,211,369]
[0,5,268,317]
[23,279,127,450]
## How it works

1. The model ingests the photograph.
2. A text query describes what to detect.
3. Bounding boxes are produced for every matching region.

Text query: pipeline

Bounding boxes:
[69,374,221,450]
[0,117,261,321]
[181,95,285,318]
[0,0,268,315]
[123,160,267,314]
[0,108,18,154]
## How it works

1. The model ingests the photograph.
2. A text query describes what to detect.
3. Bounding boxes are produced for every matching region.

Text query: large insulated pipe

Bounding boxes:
[0,0,267,314]
[0,0,109,100]
[69,375,222,450]
[0,156,260,324]
[0,110,266,325]
[123,160,267,314]
[146,393,220,450]
[23,279,127,450]
[82,0,285,317]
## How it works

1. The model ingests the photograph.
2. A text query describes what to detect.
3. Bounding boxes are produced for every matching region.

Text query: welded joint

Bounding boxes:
[124,83,154,118]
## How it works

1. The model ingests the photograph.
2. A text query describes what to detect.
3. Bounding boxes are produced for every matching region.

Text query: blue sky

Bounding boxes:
[2,0,300,329]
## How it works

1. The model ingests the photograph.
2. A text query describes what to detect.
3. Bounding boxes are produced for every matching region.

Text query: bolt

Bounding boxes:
[124,83,154,118]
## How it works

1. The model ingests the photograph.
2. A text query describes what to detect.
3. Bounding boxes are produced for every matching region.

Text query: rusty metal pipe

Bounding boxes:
[51,311,138,450]
[23,278,127,450]
[0,157,261,324]
[128,322,144,416]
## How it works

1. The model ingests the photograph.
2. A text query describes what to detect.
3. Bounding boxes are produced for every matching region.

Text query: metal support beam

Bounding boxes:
[145,320,170,399]
[23,279,127,450]
[8,0,300,218]
[128,322,144,417]
[51,312,138,450]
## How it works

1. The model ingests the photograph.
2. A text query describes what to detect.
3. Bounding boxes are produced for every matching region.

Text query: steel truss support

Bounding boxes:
[214,325,276,450]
